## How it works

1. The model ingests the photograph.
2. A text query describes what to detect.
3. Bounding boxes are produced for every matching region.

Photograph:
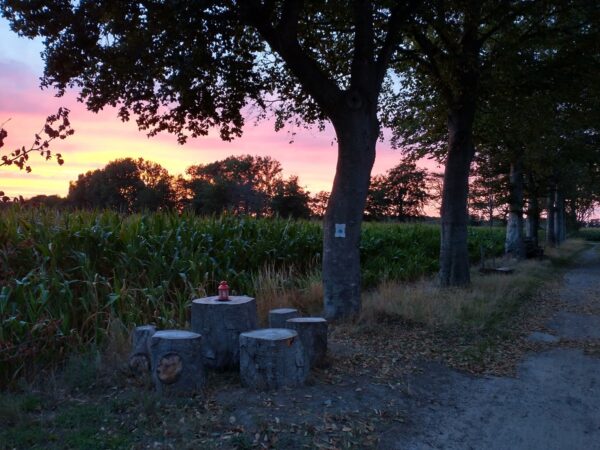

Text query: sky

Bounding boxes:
[0,17,441,202]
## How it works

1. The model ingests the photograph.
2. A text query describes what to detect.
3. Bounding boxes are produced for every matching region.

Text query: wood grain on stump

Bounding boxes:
[285,317,328,368]
[268,308,299,328]
[239,328,308,390]
[128,325,157,376]
[150,330,205,396]
[191,296,257,370]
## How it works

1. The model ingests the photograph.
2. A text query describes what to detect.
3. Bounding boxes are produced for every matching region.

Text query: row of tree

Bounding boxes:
[33,155,435,220]
[3,1,599,319]
[19,151,596,235]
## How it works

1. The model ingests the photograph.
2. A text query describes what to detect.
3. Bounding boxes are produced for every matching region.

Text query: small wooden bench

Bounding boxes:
[268,307,299,328]
[286,317,328,368]
[239,328,308,390]
[191,296,257,369]
[150,330,205,396]
[129,324,157,376]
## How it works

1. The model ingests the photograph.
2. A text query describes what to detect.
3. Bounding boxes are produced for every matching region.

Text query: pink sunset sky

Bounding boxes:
[0,18,442,202]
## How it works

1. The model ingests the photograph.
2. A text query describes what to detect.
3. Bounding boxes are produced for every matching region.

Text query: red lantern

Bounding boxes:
[217,280,230,301]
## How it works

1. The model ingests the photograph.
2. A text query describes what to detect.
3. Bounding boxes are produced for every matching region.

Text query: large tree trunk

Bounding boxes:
[323,111,378,319]
[566,198,579,232]
[526,195,540,248]
[505,159,525,259]
[439,106,476,287]
[526,172,540,247]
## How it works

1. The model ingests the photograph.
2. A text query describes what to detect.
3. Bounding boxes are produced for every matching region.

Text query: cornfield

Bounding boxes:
[0,207,504,385]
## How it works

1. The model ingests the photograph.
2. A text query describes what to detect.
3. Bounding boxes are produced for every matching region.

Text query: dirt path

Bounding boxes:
[380,245,600,450]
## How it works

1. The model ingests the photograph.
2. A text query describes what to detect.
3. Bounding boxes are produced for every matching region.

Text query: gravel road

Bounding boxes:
[382,245,600,450]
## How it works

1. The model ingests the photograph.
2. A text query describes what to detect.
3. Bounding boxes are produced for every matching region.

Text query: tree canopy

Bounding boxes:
[1,108,73,202]
[68,158,176,212]
[180,154,311,217]
[365,159,431,220]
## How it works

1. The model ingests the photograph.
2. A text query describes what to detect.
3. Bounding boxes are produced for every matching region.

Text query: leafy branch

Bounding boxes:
[0,107,74,172]
[0,107,74,202]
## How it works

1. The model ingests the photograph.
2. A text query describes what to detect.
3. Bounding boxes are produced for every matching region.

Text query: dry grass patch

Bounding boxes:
[252,265,323,325]
[329,238,589,378]
[360,260,547,329]
[544,238,587,264]
[360,239,587,330]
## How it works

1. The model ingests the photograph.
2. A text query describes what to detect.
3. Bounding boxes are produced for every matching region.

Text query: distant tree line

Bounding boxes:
[14,154,438,220]
[8,151,597,232]
[11,151,598,229]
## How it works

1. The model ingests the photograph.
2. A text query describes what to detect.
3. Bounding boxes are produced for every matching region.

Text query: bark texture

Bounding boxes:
[439,106,476,287]
[128,325,157,376]
[191,296,257,370]
[285,317,328,368]
[505,160,525,259]
[526,194,540,247]
[268,308,299,328]
[239,328,308,390]
[323,111,377,319]
[150,330,205,396]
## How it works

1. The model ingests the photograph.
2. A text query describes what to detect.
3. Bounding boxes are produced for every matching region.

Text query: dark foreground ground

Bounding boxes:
[2,246,599,449]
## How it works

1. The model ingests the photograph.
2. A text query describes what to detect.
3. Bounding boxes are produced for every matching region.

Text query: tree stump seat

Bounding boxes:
[150,330,205,396]
[268,307,299,328]
[285,317,328,368]
[129,325,157,376]
[191,295,258,370]
[239,328,308,390]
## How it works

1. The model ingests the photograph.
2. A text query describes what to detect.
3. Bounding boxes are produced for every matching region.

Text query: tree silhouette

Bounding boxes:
[365,159,431,220]
[1,108,73,202]
[271,175,311,219]
[183,155,283,216]
[68,158,175,212]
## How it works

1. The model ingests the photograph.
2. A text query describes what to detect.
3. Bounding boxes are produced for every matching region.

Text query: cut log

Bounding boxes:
[191,296,257,369]
[128,325,157,376]
[150,330,205,396]
[239,328,308,390]
[268,308,299,328]
[285,317,328,368]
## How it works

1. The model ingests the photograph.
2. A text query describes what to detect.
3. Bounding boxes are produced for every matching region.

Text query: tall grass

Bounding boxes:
[360,239,587,330]
[0,206,505,385]
[575,228,600,242]
[360,261,547,328]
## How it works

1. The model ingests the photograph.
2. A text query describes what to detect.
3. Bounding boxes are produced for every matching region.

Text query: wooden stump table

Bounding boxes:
[268,308,299,328]
[129,324,157,376]
[239,328,308,390]
[191,296,257,369]
[286,317,328,368]
[150,330,205,396]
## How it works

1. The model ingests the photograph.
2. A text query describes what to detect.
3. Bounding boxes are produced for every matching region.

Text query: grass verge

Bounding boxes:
[360,239,587,329]
[340,238,590,376]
